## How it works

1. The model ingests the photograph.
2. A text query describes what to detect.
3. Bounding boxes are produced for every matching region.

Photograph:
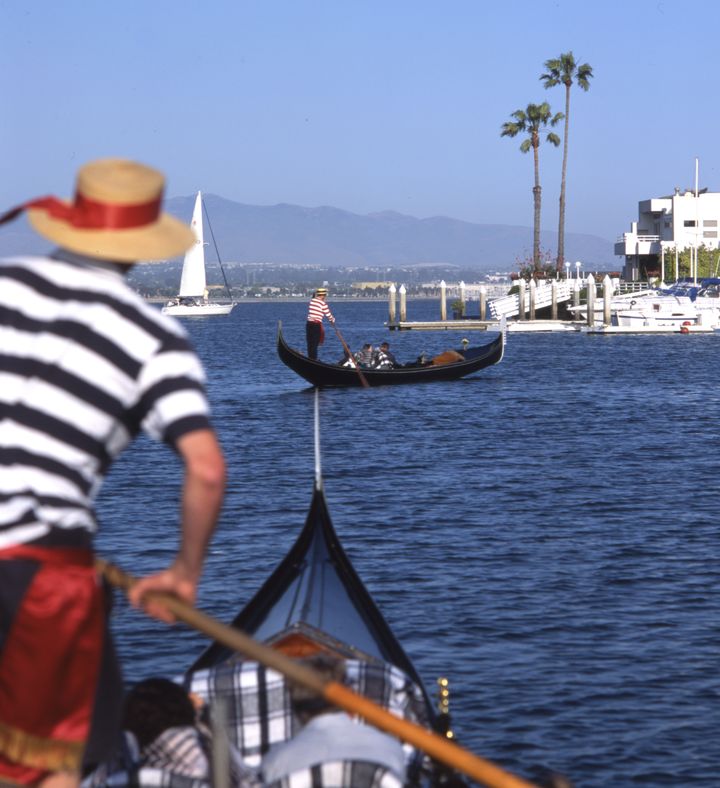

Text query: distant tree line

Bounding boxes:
[501,51,593,274]
[126,261,509,298]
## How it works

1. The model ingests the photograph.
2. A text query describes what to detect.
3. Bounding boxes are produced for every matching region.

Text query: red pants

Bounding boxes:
[0,545,104,784]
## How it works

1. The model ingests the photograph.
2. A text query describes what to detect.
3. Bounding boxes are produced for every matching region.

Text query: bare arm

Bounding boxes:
[128,428,226,622]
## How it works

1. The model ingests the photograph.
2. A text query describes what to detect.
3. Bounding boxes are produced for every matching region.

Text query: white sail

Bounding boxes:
[178,192,206,298]
[161,190,235,316]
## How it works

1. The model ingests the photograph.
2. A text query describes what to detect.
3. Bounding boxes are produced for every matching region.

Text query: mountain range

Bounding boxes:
[0,194,615,269]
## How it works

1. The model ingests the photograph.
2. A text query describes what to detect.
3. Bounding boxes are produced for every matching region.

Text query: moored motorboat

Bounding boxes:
[277,321,504,388]
[570,277,720,330]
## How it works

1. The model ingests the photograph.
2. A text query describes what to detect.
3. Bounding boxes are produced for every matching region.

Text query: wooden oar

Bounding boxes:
[97,559,537,788]
[332,323,370,388]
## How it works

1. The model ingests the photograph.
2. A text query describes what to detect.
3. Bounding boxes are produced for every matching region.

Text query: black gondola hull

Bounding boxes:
[277,322,504,387]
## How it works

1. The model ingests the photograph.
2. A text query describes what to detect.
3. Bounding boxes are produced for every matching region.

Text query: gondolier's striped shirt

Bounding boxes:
[306,297,335,324]
[0,252,212,549]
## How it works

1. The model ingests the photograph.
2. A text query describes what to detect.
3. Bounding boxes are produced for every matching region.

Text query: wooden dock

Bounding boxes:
[387,319,494,331]
[386,318,583,332]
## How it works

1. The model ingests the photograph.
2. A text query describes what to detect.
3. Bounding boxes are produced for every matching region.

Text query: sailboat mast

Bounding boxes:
[202,199,234,303]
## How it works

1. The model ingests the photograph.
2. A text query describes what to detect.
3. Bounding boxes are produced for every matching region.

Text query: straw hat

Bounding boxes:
[26,159,195,263]
[315,287,328,296]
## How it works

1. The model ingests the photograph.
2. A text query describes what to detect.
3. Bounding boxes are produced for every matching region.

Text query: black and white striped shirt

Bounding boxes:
[0,251,212,549]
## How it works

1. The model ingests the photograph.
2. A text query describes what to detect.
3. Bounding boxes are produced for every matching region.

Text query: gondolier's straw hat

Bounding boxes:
[315,288,328,296]
[1,158,195,263]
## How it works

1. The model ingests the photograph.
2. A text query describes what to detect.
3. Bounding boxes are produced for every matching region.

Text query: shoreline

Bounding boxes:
[143,295,466,304]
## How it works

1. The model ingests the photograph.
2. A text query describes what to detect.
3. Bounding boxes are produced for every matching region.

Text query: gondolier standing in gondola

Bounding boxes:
[306,287,335,360]
[0,159,226,787]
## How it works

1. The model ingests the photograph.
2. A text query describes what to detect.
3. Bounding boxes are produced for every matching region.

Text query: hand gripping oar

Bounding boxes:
[97,559,537,788]
[332,323,370,388]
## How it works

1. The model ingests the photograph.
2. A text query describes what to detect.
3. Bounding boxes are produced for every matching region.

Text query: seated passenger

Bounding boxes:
[374,341,397,369]
[123,677,211,779]
[378,342,397,366]
[260,655,406,786]
[337,349,358,368]
[354,343,376,368]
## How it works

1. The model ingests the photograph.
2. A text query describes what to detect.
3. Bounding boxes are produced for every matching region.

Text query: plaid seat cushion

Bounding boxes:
[87,766,209,787]
[142,727,209,779]
[266,760,404,788]
[184,660,430,769]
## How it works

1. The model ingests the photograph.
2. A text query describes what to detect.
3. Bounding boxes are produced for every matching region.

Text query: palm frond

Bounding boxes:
[577,63,594,90]
[546,132,561,147]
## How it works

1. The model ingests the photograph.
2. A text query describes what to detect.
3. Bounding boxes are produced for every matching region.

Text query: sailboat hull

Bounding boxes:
[161,301,235,316]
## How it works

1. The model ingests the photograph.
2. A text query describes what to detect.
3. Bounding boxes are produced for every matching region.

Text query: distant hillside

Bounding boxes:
[0,195,614,268]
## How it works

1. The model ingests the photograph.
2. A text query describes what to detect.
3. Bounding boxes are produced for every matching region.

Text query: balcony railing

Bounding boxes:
[616,233,660,243]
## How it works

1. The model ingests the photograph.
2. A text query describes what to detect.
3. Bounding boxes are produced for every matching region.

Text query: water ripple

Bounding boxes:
[96,302,720,787]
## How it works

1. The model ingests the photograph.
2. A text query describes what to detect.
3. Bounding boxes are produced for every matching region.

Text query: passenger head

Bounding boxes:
[290,654,346,724]
[123,677,196,749]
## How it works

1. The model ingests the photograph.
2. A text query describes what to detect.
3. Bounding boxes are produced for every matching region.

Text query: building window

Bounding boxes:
[704,219,718,227]
[703,231,717,238]
[684,220,697,227]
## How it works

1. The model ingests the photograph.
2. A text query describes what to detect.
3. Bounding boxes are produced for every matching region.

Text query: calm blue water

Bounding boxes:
[95,300,719,787]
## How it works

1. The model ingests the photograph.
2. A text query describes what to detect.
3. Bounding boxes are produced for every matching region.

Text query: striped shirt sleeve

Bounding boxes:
[136,336,212,445]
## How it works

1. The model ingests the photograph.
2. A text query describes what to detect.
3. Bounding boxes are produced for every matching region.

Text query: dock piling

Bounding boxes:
[573,278,581,314]
[602,275,612,325]
[586,273,596,327]
[388,283,397,325]
[399,284,407,322]
[529,279,536,320]
[440,280,447,321]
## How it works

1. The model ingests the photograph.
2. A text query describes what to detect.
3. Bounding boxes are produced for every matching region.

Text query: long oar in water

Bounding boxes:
[97,559,536,788]
[332,323,370,388]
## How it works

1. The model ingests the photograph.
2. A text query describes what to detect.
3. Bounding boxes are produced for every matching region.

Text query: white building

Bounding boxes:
[615,187,720,280]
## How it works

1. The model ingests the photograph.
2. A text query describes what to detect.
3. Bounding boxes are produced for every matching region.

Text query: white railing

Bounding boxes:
[616,233,661,243]
[488,281,572,319]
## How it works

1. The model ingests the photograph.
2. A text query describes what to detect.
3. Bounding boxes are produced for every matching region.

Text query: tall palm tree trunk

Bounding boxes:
[532,141,541,270]
[557,83,571,272]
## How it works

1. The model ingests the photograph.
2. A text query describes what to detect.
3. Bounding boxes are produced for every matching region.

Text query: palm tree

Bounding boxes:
[541,52,593,273]
[501,102,563,271]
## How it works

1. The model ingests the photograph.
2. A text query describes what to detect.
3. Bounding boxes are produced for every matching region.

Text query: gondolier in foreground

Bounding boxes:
[0,159,226,787]
[306,287,335,359]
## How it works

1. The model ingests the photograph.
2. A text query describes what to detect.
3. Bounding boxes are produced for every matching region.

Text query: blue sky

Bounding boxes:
[2,0,718,246]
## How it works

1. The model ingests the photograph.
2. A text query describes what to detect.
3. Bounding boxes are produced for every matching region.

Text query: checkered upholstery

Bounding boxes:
[266,760,404,788]
[83,660,432,787]
[184,659,430,770]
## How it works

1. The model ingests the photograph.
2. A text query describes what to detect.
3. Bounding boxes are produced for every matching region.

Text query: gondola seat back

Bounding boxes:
[429,350,464,365]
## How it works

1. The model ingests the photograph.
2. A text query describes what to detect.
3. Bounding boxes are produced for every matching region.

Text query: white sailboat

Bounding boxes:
[162,191,235,317]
